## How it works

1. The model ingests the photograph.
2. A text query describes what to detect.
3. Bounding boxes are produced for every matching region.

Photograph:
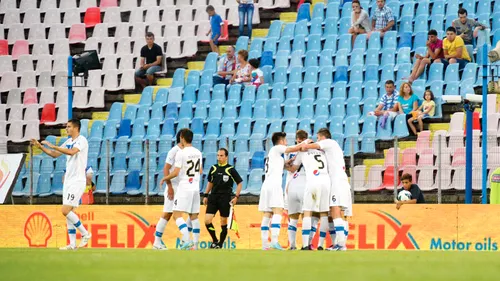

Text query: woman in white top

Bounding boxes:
[348,0,371,46]
[230,49,251,85]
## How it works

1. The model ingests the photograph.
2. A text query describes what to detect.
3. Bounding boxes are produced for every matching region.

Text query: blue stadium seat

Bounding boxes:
[103,120,118,140]
[212,84,226,102]
[171,68,185,89]
[398,32,413,49]
[253,100,267,120]
[177,119,190,133]
[123,105,138,125]
[338,34,352,52]
[89,120,105,141]
[360,134,376,153]
[140,173,158,196]
[383,31,397,50]
[363,81,379,101]
[129,138,144,157]
[208,100,223,121]
[286,82,300,101]
[224,100,238,120]
[461,63,478,86]
[431,1,445,17]
[22,173,41,196]
[203,52,219,72]
[200,70,214,88]
[88,139,101,155]
[193,101,207,121]
[353,34,367,53]
[278,37,292,53]
[346,98,361,120]
[238,100,253,121]
[318,65,333,85]
[273,66,288,85]
[396,47,411,67]
[334,49,348,69]
[161,103,176,121]
[203,136,218,153]
[344,114,360,138]
[39,157,54,175]
[206,119,221,138]
[284,118,298,138]
[240,86,255,104]
[399,16,413,35]
[150,103,164,121]
[310,17,323,37]
[313,115,328,134]
[292,34,306,54]
[312,2,325,21]
[348,82,363,100]
[361,115,377,137]
[329,116,344,144]
[247,168,263,195]
[235,36,249,52]
[412,32,427,51]
[270,83,285,103]
[462,0,476,18]
[139,87,153,106]
[261,65,273,85]
[289,66,303,85]
[51,171,64,195]
[350,51,364,69]
[127,156,143,173]
[267,120,283,139]
[203,152,217,174]
[196,85,210,104]
[249,139,264,156]
[275,50,289,69]
[131,118,146,141]
[368,31,381,51]
[396,63,412,82]
[161,118,176,138]
[12,178,25,197]
[251,119,268,140]
[154,88,168,105]
[343,136,359,157]
[392,114,410,138]
[234,136,249,153]
[256,84,269,101]
[107,102,123,122]
[264,37,277,56]
[266,98,282,121]
[333,81,347,99]
[93,173,108,194]
[379,64,395,87]
[429,80,444,98]
[381,49,395,69]
[126,170,141,195]
[493,13,500,33]
[78,120,89,138]
[429,15,444,32]
[334,66,348,83]
[401,2,415,18]
[304,50,319,69]
[299,98,314,120]
[177,101,192,121]
[304,66,319,85]
[298,119,312,136]
[330,97,346,119]
[444,81,460,96]
[111,155,127,174]
[308,34,322,52]
[236,118,252,138]
[319,49,333,68]
[183,85,197,103]
[444,63,459,84]
[376,115,394,140]
[167,87,182,104]
[282,22,295,38]
[284,99,299,119]
[426,63,444,86]
[317,82,332,100]
[300,82,315,100]
[146,118,161,140]
[235,152,250,175]
[416,1,430,17]
[315,99,330,118]
[365,49,379,67]
[326,2,340,18]
[349,65,363,85]
[324,19,338,38]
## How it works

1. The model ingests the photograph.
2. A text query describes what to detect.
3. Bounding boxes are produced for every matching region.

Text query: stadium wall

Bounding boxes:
[1,205,498,251]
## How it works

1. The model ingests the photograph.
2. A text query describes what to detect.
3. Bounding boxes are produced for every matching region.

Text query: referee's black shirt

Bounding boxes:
[207,163,243,194]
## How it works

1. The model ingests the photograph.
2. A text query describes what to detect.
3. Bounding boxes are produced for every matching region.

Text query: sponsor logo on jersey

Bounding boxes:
[293,172,299,179]
[313,170,320,176]
[188,178,194,184]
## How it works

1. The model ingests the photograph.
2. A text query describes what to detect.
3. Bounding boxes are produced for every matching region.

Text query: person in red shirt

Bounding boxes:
[406,29,444,83]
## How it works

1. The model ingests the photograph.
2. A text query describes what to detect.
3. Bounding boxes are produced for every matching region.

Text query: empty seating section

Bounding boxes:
[4,0,500,197]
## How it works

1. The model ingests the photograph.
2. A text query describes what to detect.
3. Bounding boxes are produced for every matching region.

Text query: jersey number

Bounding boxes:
[314,155,325,169]
[67,193,75,201]
[186,159,201,177]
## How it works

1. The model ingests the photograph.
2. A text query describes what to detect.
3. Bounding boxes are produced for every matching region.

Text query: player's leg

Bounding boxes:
[65,209,77,249]
[219,216,228,248]
[309,213,320,247]
[260,212,272,250]
[218,194,231,248]
[317,184,331,250]
[301,211,312,250]
[205,194,219,247]
[61,184,90,249]
[270,207,284,250]
[189,191,201,249]
[317,212,329,250]
[172,190,192,248]
[153,212,171,249]
[288,213,300,250]
[328,216,336,248]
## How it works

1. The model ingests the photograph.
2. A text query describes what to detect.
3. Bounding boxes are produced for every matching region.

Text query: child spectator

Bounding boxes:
[247,58,264,88]
[407,90,435,135]
[396,173,425,210]
[206,5,223,54]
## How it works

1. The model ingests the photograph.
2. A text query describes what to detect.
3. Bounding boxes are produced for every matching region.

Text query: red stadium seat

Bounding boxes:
[12,40,29,60]
[40,103,56,124]
[379,166,399,191]
[23,88,38,105]
[400,148,417,168]
[0,40,8,56]
[69,23,87,44]
[218,20,229,42]
[84,7,101,28]
[99,0,118,8]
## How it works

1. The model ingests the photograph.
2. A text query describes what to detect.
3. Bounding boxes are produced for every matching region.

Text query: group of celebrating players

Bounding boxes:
[35,118,351,251]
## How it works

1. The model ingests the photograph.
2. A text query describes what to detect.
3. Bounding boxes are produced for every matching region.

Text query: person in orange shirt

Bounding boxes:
[435,26,471,70]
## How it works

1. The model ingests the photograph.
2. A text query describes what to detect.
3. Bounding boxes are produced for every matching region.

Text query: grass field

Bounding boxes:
[1,249,499,281]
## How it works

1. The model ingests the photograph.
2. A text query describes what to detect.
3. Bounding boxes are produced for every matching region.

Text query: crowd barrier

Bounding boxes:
[0,205,498,251]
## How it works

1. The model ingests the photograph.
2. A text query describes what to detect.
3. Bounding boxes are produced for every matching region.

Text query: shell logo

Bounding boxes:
[0,160,11,190]
[24,212,53,248]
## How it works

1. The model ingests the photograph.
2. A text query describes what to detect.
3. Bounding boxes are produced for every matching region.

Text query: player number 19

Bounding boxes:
[67,193,75,201]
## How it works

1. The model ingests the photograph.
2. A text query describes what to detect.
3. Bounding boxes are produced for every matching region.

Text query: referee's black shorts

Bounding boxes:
[206,193,231,217]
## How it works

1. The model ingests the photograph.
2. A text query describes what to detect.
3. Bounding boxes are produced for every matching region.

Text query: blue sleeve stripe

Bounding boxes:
[155,231,163,237]
[193,229,200,234]
[319,231,327,238]
[288,225,297,231]
[178,224,187,230]
[261,226,269,231]
[271,223,281,228]
[74,221,81,228]
[68,229,76,234]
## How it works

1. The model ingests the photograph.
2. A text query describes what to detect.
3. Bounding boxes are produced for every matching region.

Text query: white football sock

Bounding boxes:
[67,218,76,247]
[302,216,312,248]
[176,217,190,242]
[288,219,298,248]
[191,218,200,246]
[154,217,168,244]
[318,216,329,248]
[66,211,88,236]
[309,216,319,244]
[186,217,192,233]
[333,218,346,247]
[261,217,271,248]
[329,221,336,247]
[270,214,282,244]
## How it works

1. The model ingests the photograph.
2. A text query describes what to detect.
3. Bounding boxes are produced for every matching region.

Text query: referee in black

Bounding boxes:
[203,148,243,249]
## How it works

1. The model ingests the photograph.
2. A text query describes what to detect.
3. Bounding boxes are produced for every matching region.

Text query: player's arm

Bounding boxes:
[163,162,175,200]
[284,143,304,154]
[303,143,321,150]
[395,198,417,210]
[40,140,80,156]
[31,139,62,158]
[161,167,180,183]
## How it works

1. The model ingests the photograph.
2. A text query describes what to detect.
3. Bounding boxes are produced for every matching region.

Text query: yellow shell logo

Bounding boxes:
[0,160,10,190]
[24,212,53,248]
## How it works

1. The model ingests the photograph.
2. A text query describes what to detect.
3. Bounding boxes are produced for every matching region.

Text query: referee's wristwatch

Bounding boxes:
[204,193,209,198]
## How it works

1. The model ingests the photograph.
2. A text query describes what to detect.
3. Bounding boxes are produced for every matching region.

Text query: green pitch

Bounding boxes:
[1,249,499,281]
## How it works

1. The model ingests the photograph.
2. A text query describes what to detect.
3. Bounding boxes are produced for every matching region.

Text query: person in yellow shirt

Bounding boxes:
[435,26,471,70]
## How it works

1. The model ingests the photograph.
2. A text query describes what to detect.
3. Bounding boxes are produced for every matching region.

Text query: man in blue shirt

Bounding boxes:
[206,5,223,54]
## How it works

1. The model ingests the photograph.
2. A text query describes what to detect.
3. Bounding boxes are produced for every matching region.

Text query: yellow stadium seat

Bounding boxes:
[156,78,173,86]
[279,12,297,22]
[252,29,268,38]
[123,94,141,104]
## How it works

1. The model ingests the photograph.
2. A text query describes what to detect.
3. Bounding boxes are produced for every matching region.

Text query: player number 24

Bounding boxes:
[186,159,201,177]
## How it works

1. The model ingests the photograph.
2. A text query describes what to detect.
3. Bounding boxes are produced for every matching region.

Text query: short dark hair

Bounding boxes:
[446,26,457,34]
[401,173,413,182]
[428,29,438,36]
[218,148,229,156]
[458,8,467,16]
[176,130,182,144]
[317,128,331,139]
[180,128,193,144]
[296,130,308,141]
[248,58,260,68]
[146,32,155,38]
[238,50,249,61]
[206,5,215,12]
[68,119,81,132]
[272,132,287,145]
[385,80,395,86]
[351,0,362,8]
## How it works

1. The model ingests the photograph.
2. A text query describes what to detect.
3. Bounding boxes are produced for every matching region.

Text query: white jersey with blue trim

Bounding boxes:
[165,145,182,189]
[317,139,348,181]
[286,152,306,188]
[61,135,88,184]
[293,149,330,180]
[175,146,203,190]
[264,145,287,184]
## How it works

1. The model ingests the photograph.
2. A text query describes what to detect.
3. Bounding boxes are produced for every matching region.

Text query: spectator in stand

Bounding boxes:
[369,80,399,128]
[371,0,394,38]
[406,30,444,83]
[435,26,472,70]
[452,8,486,46]
[349,0,371,46]
[407,90,436,135]
[396,173,425,210]
[237,0,258,39]
[135,32,163,92]
[247,58,264,88]
[230,50,251,85]
[206,5,223,54]
[393,82,419,134]
[213,46,238,86]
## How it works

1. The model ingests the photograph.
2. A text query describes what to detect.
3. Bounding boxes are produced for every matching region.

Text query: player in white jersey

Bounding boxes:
[290,147,331,250]
[258,132,304,250]
[284,130,308,250]
[32,119,91,250]
[303,128,352,251]
[152,131,184,250]
[160,129,202,250]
